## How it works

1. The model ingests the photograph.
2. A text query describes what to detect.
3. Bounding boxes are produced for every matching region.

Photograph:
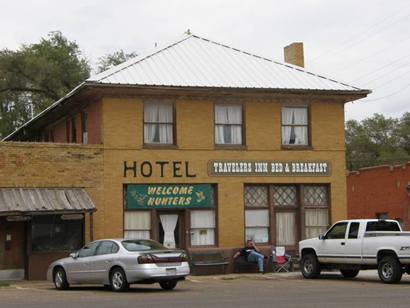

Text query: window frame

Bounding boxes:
[280,105,311,149]
[348,222,360,239]
[324,222,348,240]
[214,103,245,148]
[244,185,270,244]
[30,214,84,253]
[189,209,217,247]
[243,184,330,248]
[271,185,299,246]
[302,184,330,240]
[123,210,152,239]
[143,100,176,148]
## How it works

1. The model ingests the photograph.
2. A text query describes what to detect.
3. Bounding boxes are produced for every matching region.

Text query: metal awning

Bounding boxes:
[0,188,96,216]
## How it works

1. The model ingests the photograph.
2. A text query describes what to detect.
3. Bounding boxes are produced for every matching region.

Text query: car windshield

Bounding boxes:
[366,221,400,232]
[121,239,167,251]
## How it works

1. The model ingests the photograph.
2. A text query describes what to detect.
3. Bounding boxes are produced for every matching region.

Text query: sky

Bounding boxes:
[1,0,409,121]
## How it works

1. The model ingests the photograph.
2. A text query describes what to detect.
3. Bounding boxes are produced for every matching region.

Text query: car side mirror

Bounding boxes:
[319,234,325,240]
[70,252,79,259]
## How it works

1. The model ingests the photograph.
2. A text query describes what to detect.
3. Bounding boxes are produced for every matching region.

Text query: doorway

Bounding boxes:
[157,211,185,249]
[0,218,26,279]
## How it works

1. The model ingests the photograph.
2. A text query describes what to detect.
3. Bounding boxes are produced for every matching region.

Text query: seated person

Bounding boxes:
[233,240,265,273]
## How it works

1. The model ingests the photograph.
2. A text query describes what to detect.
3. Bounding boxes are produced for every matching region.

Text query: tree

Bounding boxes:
[0,31,90,138]
[346,113,410,170]
[96,50,137,73]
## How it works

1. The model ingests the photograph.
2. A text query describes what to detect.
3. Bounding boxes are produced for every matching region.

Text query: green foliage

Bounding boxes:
[96,49,137,73]
[0,31,90,138]
[346,113,410,170]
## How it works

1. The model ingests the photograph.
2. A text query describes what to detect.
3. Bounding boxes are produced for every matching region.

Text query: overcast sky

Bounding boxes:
[1,0,409,121]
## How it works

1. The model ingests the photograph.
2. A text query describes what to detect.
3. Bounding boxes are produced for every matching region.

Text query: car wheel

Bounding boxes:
[378,256,402,284]
[110,268,129,292]
[340,269,360,278]
[53,267,69,290]
[301,253,321,279]
[159,280,178,290]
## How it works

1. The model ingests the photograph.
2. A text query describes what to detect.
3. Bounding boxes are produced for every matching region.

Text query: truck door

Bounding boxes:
[342,222,363,264]
[318,222,348,263]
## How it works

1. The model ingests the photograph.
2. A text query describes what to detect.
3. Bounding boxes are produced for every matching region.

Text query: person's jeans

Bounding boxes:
[247,251,264,272]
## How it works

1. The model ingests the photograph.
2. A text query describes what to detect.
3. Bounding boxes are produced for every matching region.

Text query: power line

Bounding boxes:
[360,63,410,87]
[310,9,410,64]
[367,67,410,89]
[355,83,410,102]
[350,55,410,83]
[334,34,410,75]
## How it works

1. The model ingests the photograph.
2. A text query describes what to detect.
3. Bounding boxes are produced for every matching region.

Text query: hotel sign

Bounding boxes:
[208,161,331,176]
[126,184,214,209]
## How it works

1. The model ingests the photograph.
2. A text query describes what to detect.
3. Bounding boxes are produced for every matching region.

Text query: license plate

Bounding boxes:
[166,268,177,276]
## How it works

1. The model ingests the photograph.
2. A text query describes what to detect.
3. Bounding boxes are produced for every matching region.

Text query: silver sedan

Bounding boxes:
[47,239,190,292]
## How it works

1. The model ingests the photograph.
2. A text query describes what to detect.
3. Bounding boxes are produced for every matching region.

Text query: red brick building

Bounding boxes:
[347,163,410,230]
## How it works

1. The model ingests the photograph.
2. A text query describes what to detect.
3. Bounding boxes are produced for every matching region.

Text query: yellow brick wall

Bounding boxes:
[0,142,104,242]
[0,96,347,248]
[101,96,347,247]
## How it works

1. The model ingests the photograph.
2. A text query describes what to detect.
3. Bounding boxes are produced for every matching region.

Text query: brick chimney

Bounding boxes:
[284,42,304,68]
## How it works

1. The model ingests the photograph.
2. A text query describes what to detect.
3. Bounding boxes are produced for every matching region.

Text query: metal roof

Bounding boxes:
[87,34,364,92]
[0,188,96,216]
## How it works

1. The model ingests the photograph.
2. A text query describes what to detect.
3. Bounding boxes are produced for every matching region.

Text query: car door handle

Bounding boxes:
[341,242,346,246]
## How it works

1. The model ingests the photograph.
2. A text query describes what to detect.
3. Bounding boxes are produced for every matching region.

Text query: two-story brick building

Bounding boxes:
[0,35,370,279]
[347,163,410,229]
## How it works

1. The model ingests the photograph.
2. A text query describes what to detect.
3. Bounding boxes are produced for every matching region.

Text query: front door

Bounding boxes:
[0,219,26,278]
[158,212,184,249]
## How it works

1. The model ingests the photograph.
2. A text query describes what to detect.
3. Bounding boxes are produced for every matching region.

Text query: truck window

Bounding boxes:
[366,221,400,232]
[325,222,348,239]
[348,222,360,239]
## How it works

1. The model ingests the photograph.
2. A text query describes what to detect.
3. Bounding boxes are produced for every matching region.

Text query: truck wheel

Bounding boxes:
[340,269,359,278]
[301,253,321,279]
[378,256,402,284]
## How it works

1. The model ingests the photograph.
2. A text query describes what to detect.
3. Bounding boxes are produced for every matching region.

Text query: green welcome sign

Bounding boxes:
[126,184,214,209]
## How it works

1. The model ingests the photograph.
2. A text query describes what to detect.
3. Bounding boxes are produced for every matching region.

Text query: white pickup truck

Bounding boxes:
[299,219,410,283]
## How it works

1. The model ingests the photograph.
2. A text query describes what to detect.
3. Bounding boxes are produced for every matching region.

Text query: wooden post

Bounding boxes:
[90,212,94,242]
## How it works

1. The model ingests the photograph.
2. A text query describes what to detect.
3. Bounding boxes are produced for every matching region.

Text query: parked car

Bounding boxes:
[47,239,190,291]
[299,219,410,283]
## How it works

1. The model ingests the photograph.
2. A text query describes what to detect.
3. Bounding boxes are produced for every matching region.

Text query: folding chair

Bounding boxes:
[272,246,293,272]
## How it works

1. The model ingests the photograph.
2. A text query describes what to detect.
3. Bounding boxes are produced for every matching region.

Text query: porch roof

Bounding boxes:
[0,188,96,216]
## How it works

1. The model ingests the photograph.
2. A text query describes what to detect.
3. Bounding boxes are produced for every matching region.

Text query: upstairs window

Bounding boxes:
[215,104,243,145]
[281,107,308,146]
[144,102,174,145]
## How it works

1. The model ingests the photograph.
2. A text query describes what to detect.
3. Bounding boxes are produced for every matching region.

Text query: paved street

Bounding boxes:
[1,271,410,308]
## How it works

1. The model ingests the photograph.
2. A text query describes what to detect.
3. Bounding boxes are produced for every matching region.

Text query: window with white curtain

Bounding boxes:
[245,210,269,243]
[303,185,329,239]
[190,210,215,246]
[244,185,269,243]
[124,211,151,239]
[276,212,296,245]
[144,101,174,144]
[215,104,243,145]
[281,107,308,146]
[243,184,328,246]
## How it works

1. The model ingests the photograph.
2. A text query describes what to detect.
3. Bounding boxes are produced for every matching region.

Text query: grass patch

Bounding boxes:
[0,283,10,288]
